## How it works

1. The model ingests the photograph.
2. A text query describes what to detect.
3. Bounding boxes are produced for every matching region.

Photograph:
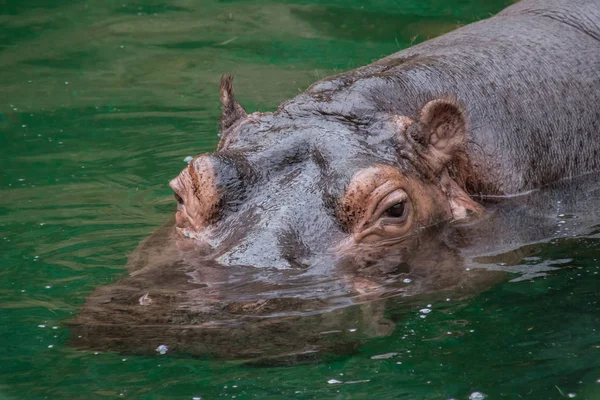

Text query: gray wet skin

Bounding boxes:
[170,0,600,271]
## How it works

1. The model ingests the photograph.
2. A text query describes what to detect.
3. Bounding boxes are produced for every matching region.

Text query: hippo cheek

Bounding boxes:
[406,179,454,228]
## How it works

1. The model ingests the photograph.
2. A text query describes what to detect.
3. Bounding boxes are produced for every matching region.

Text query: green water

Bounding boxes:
[2,0,600,398]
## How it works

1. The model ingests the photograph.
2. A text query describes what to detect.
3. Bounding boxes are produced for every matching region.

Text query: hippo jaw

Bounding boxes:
[168,75,483,269]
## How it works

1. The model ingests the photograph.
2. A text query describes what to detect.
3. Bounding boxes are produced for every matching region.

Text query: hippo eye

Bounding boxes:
[384,201,406,219]
[371,189,411,226]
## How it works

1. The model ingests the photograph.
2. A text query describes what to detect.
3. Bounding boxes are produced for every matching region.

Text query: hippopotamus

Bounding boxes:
[71,0,600,361]
[170,0,600,271]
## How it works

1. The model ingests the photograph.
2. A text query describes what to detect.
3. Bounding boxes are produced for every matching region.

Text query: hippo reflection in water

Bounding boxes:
[71,0,600,361]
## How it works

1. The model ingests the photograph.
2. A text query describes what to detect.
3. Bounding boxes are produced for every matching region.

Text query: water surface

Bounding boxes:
[2,0,600,399]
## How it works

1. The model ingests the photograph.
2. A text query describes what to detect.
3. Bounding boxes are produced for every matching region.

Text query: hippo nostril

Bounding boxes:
[174,193,184,205]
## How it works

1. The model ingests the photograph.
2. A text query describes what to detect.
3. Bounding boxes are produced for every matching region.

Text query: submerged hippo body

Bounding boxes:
[72,0,600,360]
[170,0,600,269]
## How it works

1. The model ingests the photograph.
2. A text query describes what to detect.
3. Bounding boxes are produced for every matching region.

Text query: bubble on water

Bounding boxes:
[370,352,398,360]
[52,326,58,330]
[402,278,412,283]
[446,298,451,302]
[419,315,426,319]
[567,394,576,398]
[184,156,194,164]
[327,379,343,384]
[48,344,54,348]
[348,328,357,332]
[419,308,431,314]
[38,325,45,328]
[192,397,202,400]
[122,358,127,361]
[45,286,52,289]
[469,392,486,400]
[94,352,99,355]
[465,267,471,271]
[156,344,168,355]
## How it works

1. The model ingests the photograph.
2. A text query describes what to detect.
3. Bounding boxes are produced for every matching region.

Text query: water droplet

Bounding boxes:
[45,285,52,289]
[419,308,431,314]
[469,392,486,400]
[184,156,194,164]
[139,293,153,306]
[38,325,45,328]
[156,344,168,355]
[348,328,357,332]
[52,326,58,330]
[370,352,398,359]
[567,394,576,398]
[402,278,412,283]
[47,344,54,348]
[327,379,343,384]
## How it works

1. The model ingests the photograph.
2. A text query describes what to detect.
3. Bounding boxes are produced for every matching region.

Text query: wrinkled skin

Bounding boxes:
[72,0,600,361]
[170,0,600,270]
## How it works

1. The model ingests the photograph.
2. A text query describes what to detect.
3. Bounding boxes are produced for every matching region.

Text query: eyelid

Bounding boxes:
[370,189,408,224]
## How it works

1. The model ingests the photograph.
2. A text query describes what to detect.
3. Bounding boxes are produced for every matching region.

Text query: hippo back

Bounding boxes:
[296,0,600,194]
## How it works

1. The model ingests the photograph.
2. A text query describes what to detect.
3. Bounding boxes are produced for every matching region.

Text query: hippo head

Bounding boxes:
[169,75,483,271]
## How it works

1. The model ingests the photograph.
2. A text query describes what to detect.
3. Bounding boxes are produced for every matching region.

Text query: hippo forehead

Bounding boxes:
[222,111,411,184]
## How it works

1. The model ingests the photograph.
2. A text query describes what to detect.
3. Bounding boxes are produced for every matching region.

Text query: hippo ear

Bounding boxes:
[409,98,467,173]
[219,74,247,131]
